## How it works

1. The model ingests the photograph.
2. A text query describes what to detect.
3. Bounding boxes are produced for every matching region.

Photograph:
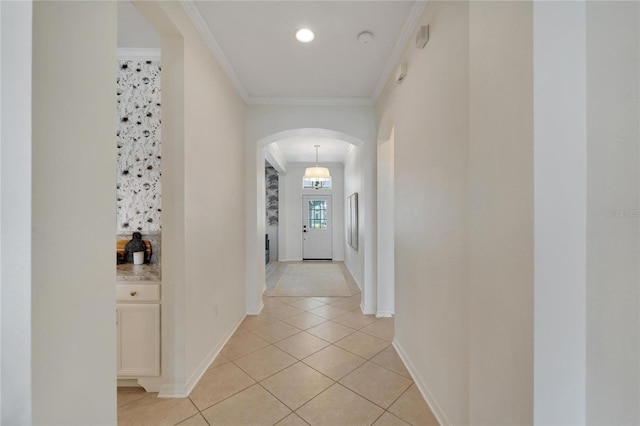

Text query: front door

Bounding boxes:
[302,195,332,260]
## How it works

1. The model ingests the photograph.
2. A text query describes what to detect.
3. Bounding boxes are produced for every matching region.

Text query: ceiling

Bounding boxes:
[274,137,352,164]
[187,1,418,102]
[118,0,424,164]
[118,1,161,48]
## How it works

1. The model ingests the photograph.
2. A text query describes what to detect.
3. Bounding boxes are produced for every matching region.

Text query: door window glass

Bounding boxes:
[308,200,328,229]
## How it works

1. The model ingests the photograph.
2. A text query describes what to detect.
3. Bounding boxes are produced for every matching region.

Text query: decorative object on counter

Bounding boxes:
[133,251,145,265]
[117,233,159,264]
[124,232,149,264]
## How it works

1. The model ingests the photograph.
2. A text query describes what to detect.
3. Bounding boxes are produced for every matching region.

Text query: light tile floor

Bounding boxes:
[118,293,439,425]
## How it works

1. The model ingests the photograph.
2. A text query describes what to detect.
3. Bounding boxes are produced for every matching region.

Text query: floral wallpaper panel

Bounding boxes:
[116,60,161,233]
[266,164,279,226]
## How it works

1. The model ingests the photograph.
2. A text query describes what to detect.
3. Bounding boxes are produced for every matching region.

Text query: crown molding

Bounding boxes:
[372,0,427,99]
[246,96,375,106]
[117,48,161,61]
[179,0,250,101]
[178,0,424,106]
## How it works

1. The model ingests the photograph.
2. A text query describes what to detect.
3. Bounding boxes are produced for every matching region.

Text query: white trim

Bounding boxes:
[375,310,394,318]
[136,376,162,393]
[246,96,375,106]
[393,339,452,426]
[157,383,189,399]
[360,303,376,316]
[247,300,264,316]
[343,260,362,292]
[264,144,287,174]
[179,0,249,101]
[256,128,365,149]
[372,1,427,99]
[117,48,161,61]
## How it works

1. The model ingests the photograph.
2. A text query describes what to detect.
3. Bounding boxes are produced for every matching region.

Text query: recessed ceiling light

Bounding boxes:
[295,28,315,43]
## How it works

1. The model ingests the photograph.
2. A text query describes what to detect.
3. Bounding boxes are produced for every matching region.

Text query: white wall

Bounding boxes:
[377,2,639,424]
[533,3,586,424]
[1,1,32,424]
[31,2,117,424]
[586,3,639,424]
[376,131,394,317]
[134,1,247,397]
[280,163,344,262]
[377,2,536,424]
[376,2,470,423]
[468,3,534,424]
[247,106,375,144]
[344,145,364,290]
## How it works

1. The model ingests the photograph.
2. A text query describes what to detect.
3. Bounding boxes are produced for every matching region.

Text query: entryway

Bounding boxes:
[302,195,332,260]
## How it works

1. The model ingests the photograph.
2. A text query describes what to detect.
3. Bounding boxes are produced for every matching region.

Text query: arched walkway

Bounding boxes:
[246,128,368,315]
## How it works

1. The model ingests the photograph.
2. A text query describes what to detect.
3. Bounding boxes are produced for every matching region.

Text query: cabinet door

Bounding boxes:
[117,304,160,377]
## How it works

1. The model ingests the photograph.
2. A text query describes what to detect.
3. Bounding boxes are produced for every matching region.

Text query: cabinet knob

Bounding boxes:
[130,291,137,296]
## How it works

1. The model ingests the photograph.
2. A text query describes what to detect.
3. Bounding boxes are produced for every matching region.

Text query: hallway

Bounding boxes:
[117,290,437,425]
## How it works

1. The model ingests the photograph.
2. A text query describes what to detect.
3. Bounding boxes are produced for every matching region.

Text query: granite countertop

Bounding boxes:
[116,263,161,282]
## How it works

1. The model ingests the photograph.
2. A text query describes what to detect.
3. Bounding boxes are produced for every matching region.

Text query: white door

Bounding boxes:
[302,195,332,260]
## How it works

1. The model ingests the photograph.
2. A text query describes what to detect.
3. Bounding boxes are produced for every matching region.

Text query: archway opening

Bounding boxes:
[248,128,365,314]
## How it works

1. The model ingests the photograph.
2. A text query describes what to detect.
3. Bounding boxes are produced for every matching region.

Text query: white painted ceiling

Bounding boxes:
[118,1,161,48]
[274,137,351,164]
[118,0,422,164]
[189,1,417,101]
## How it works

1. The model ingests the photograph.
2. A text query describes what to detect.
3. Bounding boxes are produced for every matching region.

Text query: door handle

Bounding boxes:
[303,230,307,233]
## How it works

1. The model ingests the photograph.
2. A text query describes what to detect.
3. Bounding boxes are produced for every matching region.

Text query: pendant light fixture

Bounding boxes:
[304,145,331,188]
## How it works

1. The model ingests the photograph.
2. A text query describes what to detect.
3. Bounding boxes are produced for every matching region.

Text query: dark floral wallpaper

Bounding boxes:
[116,60,161,233]
[266,164,279,226]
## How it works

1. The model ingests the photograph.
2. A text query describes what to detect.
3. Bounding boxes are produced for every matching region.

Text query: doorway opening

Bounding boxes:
[250,128,366,314]
[302,195,333,260]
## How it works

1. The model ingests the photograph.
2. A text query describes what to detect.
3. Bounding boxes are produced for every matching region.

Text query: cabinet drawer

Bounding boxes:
[116,284,160,302]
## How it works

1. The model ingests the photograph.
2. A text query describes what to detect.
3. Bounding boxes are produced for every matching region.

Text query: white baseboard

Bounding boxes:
[184,313,245,397]
[158,382,189,398]
[343,261,362,291]
[360,302,376,315]
[376,310,394,318]
[393,339,451,426]
[247,300,264,315]
[158,313,245,398]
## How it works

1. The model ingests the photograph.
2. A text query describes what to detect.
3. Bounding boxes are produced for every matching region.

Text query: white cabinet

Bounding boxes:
[116,281,160,378]
[117,303,160,377]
